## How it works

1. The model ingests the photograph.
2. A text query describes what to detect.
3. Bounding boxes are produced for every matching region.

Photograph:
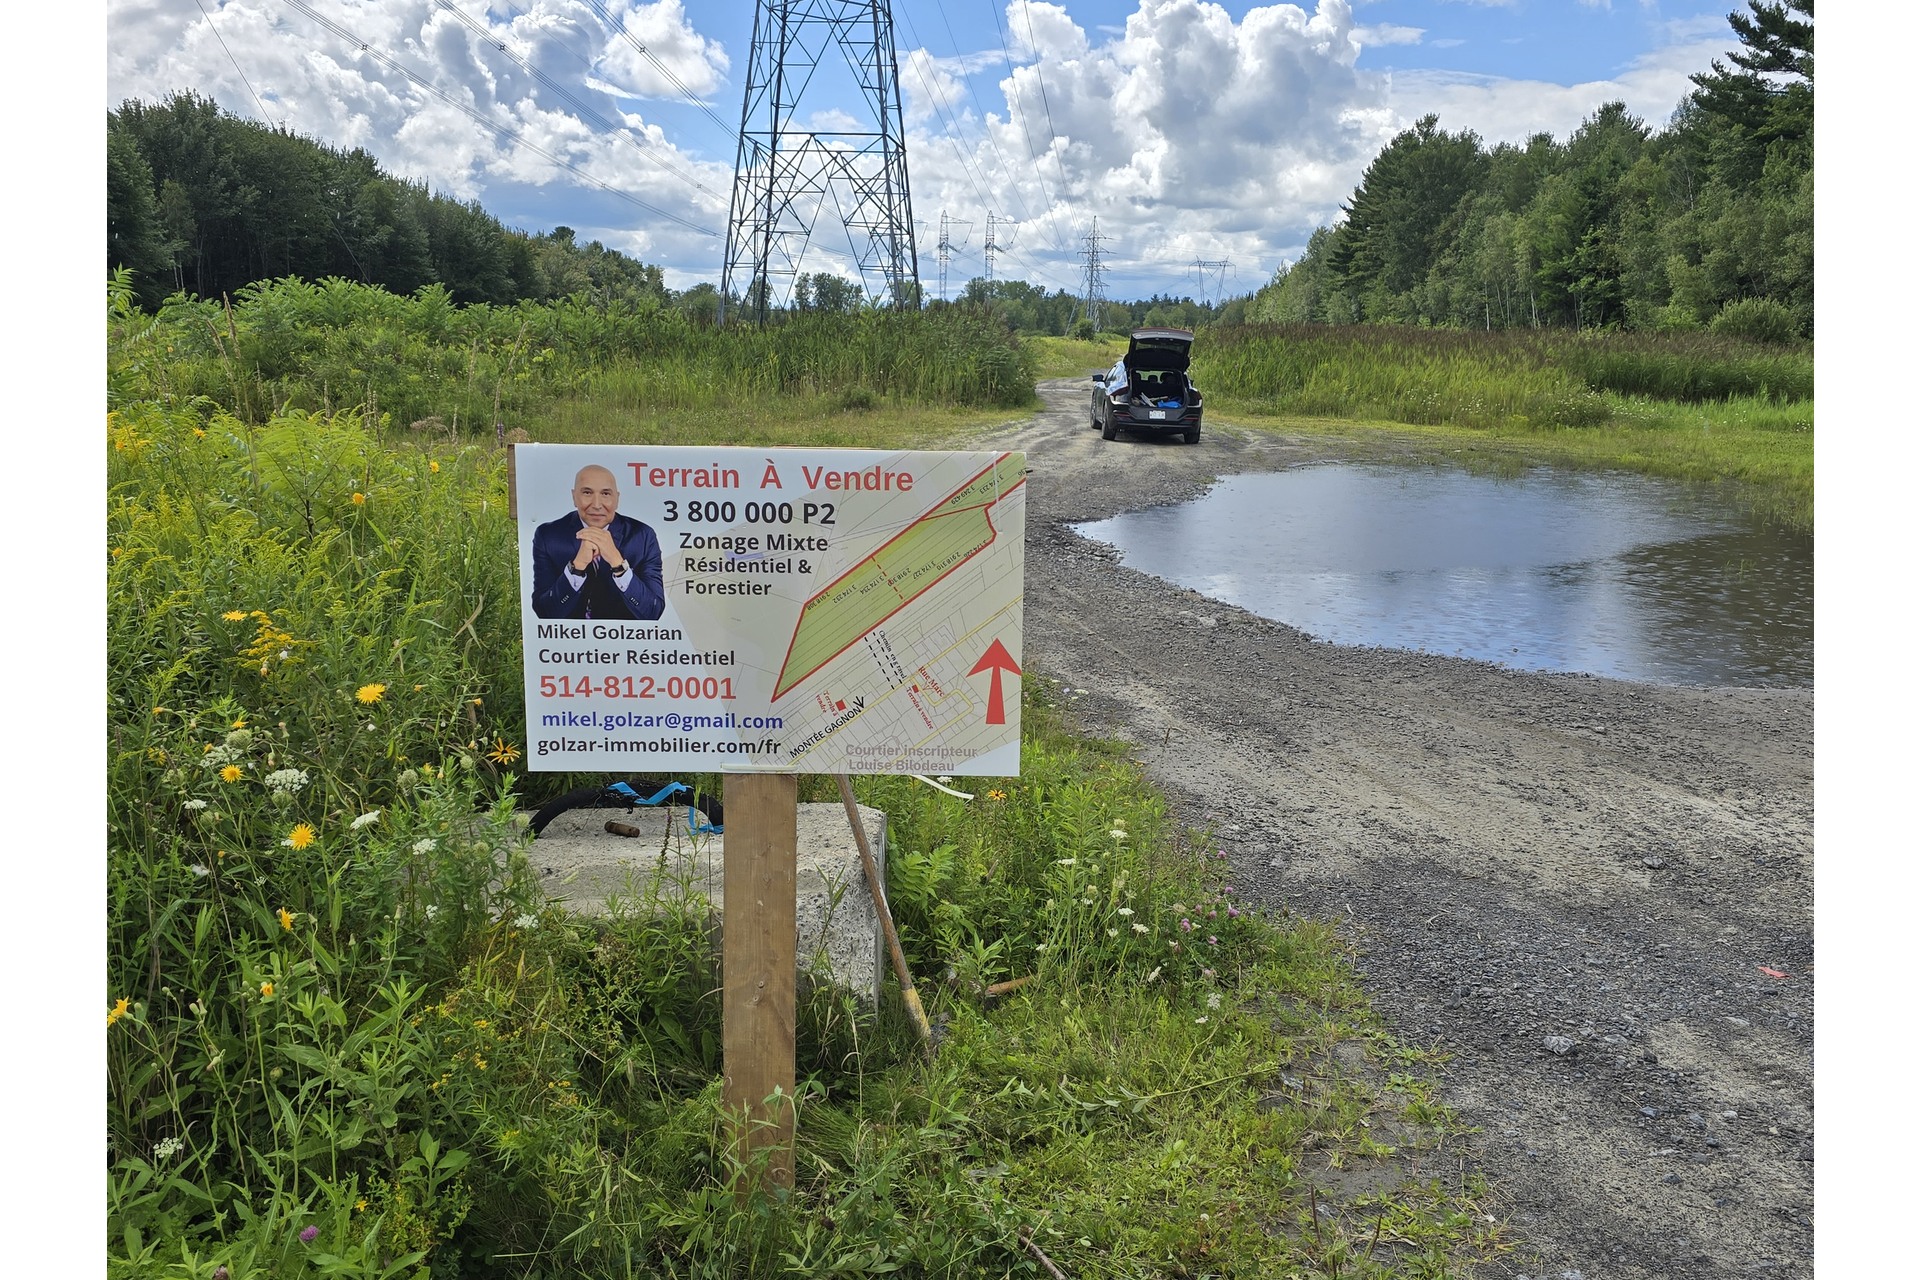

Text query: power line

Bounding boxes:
[276,0,717,237]
[192,0,275,124]
[985,0,1072,259]
[574,0,739,141]
[890,13,1072,295]
[427,0,722,200]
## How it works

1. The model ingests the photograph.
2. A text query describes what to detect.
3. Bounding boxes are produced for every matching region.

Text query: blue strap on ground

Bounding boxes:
[606,780,722,834]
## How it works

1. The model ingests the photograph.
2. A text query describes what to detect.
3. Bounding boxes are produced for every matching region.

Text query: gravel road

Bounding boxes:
[978,379,1814,1279]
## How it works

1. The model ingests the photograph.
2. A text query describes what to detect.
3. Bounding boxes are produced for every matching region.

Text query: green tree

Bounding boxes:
[1328,114,1487,319]
[107,126,171,307]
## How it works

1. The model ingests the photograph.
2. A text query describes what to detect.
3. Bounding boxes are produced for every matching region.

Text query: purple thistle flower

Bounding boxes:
[299,1225,319,1244]
[1227,905,1240,918]
[1208,935,1219,946]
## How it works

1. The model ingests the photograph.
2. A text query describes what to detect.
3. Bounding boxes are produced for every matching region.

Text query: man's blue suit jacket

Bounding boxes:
[529,511,666,620]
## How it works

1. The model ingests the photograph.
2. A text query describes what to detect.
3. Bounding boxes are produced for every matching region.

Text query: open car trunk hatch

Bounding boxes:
[1125,327,1194,373]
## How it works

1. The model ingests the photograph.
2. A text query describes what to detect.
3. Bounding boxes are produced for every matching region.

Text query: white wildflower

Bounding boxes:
[1206,992,1223,1010]
[412,837,438,855]
[1055,857,1076,866]
[1107,927,1119,938]
[153,1136,184,1161]
[424,905,440,920]
[265,768,309,794]
[512,913,539,930]
[1195,1016,1209,1025]
[1146,966,1162,982]
[1132,923,1149,934]
[188,864,210,878]
[351,810,381,830]
[1108,828,1127,841]
[182,799,208,812]
[1116,907,1135,917]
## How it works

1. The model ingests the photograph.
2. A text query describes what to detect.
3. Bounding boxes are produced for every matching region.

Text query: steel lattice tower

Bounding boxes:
[721,1,920,323]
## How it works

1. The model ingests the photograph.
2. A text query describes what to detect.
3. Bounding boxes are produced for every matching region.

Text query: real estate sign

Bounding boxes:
[515,444,1026,776]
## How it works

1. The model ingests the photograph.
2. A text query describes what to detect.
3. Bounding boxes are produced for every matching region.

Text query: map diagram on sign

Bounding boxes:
[773,453,1027,698]
[768,452,1025,775]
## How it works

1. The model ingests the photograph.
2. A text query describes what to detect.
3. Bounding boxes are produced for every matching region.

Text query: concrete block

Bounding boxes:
[520,801,888,1005]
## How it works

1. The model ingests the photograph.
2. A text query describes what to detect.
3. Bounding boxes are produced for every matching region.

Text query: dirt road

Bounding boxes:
[978,379,1814,1278]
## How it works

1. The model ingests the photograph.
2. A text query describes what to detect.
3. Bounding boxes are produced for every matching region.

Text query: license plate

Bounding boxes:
[1149,410,1166,420]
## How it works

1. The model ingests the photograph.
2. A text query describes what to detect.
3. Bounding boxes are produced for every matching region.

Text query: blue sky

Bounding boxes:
[107,1,1748,301]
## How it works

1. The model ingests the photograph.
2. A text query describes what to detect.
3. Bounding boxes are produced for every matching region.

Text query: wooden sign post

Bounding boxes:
[721,773,798,1193]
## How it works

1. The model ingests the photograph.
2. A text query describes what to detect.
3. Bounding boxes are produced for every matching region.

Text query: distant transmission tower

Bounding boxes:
[1078,219,1109,332]
[1190,258,1233,308]
[722,1,920,323]
[936,211,971,302]
[983,212,1014,283]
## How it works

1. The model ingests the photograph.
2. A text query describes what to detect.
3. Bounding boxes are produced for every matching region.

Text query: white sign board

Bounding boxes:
[515,445,1026,775]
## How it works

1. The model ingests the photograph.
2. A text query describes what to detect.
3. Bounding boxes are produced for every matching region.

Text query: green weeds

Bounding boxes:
[108,297,1508,1277]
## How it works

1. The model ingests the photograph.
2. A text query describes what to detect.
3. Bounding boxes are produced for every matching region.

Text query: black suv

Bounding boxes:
[1090,327,1203,444]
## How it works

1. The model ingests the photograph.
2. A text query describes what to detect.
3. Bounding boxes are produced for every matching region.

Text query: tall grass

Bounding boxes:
[107,380,1504,1274]
[1197,324,1812,430]
[108,272,1036,436]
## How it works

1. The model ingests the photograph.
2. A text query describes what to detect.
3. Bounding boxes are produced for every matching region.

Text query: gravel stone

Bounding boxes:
[993,381,1814,1280]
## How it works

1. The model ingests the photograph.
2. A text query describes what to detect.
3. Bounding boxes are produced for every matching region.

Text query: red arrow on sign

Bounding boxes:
[967,639,1022,726]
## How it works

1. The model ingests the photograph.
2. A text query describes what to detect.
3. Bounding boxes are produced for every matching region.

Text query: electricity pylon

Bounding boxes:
[721,1,920,323]
[1190,258,1233,308]
[1077,219,1109,332]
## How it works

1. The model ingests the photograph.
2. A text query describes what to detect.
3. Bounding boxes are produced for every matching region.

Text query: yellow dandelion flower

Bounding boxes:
[278,907,296,931]
[108,997,130,1027]
[429,460,441,473]
[232,716,247,729]
[260,981,275,999]
[222,610,247,621]
[471,697,483,706]
[355,1197,368,1213]
[220,764,243,783]
[286,823,316,851]
[486,738,521,765]
[355,683,387,705]
[350,492,367,506]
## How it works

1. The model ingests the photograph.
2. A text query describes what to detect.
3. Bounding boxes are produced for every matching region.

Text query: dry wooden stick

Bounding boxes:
[1020,1229,1070,1280]
[834,774,935,1061]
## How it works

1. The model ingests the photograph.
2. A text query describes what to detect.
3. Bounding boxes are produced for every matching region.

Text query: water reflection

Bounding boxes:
[1072,464,1812,687]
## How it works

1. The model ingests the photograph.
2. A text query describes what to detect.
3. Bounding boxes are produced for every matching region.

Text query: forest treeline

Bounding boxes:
[107,92,674,312]
[1248,1,1813,339]
[104,88,1233,332]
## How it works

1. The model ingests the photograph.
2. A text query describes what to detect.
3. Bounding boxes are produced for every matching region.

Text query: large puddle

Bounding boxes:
[1072,464,1812,688]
